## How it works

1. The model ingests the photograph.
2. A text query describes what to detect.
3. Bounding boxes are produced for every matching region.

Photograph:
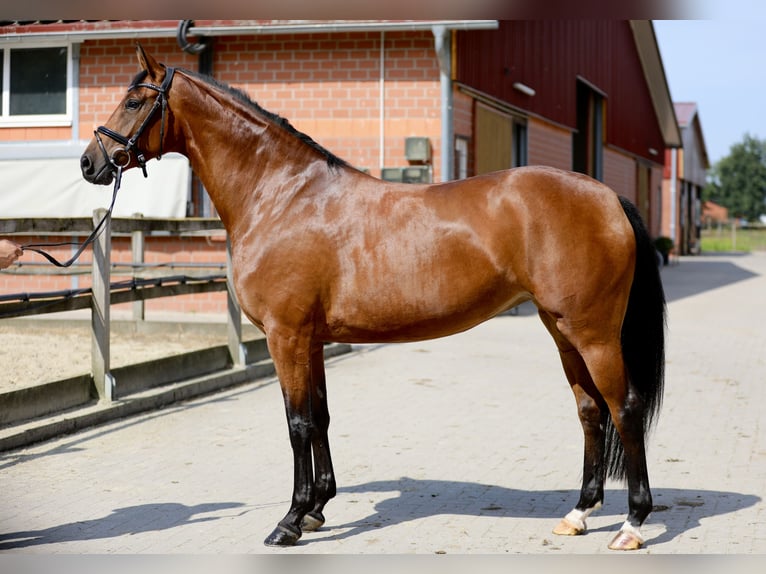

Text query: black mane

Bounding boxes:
[180,68,348,170]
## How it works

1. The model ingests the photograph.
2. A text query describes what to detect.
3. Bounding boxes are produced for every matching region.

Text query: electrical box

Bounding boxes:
[381,168,403,182]
[405,137,432,162]
[381,166,432,184]
[402,166,432,183]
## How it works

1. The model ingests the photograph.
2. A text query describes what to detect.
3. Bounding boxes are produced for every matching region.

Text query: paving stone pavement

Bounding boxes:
[0,252,764,555]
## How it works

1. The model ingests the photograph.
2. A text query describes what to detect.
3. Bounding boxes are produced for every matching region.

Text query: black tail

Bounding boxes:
[604,197,667,481]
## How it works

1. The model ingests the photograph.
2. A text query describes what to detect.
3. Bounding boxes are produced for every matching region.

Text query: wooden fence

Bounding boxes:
[0,211,245,403]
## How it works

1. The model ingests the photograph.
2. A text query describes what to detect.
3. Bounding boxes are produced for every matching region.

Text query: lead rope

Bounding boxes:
[21,166,123,268]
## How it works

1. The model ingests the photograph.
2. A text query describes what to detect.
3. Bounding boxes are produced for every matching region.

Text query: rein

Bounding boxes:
[22,168,122,267]
[21,67,176,268]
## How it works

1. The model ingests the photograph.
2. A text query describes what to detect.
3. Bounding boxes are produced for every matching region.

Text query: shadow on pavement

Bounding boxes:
[660,254,759,303]
[0,479,758,551]
[303,477,760,548]
[0,501,245,550]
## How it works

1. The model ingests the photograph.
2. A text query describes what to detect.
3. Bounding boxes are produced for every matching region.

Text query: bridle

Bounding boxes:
[94,65,176,179]
[21,66,176,268]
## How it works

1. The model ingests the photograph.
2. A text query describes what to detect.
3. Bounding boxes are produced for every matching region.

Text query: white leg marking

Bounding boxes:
[618,520,645,544]
[564,501,602,531]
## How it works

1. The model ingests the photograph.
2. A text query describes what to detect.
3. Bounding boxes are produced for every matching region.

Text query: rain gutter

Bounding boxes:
[0,20,498,43]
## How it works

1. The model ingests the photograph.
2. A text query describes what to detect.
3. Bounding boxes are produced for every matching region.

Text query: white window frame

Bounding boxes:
[0,42,73,127]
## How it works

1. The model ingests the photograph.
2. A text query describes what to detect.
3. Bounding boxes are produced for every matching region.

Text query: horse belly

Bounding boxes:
[325,243,525,343]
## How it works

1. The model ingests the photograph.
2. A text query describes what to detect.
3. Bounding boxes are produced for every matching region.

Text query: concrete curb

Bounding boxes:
[0,342,351,452]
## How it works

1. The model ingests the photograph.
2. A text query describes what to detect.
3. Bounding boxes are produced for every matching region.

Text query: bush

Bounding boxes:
[653,236,674,265]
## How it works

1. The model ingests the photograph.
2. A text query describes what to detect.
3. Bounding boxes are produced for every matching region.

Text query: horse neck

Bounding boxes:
[170,73,325,230]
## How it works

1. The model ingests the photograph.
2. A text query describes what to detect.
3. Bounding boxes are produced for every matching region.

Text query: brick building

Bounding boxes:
[0,20,680,314]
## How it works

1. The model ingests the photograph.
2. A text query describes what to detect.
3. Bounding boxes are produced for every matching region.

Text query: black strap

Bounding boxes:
[95,126,130,147]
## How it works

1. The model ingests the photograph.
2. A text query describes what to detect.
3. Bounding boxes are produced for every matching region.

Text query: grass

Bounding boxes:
[700,227,766,253]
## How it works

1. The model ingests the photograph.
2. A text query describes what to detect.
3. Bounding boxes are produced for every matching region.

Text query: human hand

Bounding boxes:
[0,239,23,269]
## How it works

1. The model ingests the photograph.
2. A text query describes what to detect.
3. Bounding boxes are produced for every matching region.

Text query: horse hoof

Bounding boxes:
[552,518,585,536]
[264,524,301,547]
[608,529,644,551]
[301,511,325,532]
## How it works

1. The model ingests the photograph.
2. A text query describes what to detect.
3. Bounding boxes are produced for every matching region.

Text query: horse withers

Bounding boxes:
[81,45,666,551]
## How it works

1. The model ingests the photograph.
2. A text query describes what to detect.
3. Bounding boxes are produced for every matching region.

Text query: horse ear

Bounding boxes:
[136,43,162,81]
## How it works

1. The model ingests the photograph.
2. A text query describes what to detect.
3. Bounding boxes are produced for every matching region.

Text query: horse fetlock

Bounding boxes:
[301,511,326,532]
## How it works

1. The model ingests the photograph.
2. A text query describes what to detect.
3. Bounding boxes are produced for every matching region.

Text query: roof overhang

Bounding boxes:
[629,20,682,149]
[0,19,498,44]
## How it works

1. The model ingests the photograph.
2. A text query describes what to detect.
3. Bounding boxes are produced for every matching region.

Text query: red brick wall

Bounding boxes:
[78,38,198,141]
[76,33,442,179]
[0,127,70,142]
[2,32,445,316]
[1,234,228,315]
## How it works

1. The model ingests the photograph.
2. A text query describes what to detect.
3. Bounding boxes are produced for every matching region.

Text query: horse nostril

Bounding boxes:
[80,154,94,175]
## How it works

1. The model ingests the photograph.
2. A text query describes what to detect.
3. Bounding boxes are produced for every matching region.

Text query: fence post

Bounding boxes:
[91,207,114,402]
[226,237,246,366]
[131,212,145,321]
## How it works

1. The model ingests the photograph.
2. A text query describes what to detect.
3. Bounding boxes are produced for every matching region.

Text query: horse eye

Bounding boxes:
[125,99,141,111]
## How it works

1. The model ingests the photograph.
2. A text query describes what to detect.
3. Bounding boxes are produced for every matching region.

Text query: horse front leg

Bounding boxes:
[300,343,336,532]
[264,331,316,547]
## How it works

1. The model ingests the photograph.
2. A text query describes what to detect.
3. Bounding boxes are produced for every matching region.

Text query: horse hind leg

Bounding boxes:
[539,311,609,538]
[568,334,653,550]
[552,353,609,537]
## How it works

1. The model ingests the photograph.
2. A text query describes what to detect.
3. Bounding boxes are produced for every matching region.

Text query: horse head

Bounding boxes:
[81,45,176,186]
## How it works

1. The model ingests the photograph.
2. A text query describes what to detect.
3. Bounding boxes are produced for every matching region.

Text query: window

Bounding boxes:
[1,44,72,126]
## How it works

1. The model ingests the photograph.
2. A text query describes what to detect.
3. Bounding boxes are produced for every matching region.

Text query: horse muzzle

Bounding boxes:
[80,151,116,186]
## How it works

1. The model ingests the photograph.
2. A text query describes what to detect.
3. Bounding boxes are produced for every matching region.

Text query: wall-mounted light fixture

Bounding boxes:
[512,81,536,97]
[648,147,659,156]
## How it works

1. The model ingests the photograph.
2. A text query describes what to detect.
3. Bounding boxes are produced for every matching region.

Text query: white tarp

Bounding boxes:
[0,153,189,218]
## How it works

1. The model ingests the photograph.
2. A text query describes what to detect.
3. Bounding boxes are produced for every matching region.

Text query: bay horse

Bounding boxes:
[80,46,665,551]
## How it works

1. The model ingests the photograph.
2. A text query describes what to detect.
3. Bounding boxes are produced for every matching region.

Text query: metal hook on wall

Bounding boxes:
[177,20,209,55]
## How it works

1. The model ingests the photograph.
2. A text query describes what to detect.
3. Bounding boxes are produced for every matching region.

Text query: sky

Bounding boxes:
[654,2,766,165]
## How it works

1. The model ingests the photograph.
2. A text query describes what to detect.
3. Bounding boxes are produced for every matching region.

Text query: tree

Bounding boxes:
[703,133,766,222]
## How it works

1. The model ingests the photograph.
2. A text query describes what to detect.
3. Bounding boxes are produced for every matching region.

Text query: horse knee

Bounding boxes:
[577,397,602,422]
[575,394,607,436]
